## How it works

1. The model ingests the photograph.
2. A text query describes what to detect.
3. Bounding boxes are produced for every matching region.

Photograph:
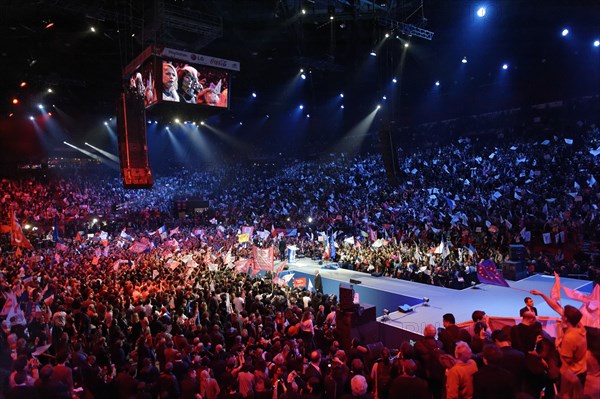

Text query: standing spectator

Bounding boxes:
[387,359,429,399]
[520,297,538,317]
[558,306,587,389]
[445,341,478,399]
[472,345,516,399]
[414,324,446,399]
[438,314,471,355]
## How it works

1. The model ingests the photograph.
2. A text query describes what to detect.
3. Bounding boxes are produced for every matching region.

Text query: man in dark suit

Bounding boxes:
[438,313,471,355]
[492,329,526,390]
[519,297,538,317]
[315,270,323,294]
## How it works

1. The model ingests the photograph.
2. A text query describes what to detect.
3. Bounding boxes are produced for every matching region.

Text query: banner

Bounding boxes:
[252,246,274,271]
[10,211,33,250]
[476,259,510,287]
[293,277,307,288]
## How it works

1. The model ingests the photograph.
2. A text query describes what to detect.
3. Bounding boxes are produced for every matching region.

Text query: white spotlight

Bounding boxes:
[308,217,313,223]
[29,116,34,121]
[104,121,108,126]
[306,114,310,118]
[376,105,381,110]
[502,63,508,70]
[392,78,397,83]
[340,105,344,109]
[385,33,390,38]
[300,74,306,80]
[174,118,180,123]
[340,93,344,98]
[561,28,569,37]
[594,40,600,47]
[47,88,53,93]
[404,43,409,48]
[382,96,387,100]
[299,105,304,110]
[476,7,486,17]
[370,51,377,56]
[90,26,96,32]
[301,9,306,14]
[462,56,468,64]
[435,81,440,86]
[38,104,44,109]
[252,92,257,98]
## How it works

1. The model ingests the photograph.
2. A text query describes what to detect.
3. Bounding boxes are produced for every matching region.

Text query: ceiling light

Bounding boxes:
[12,98,19,104]
[404,43,409,48]
[476,7,486,17]
[370,51,377,56]
[19,81,27,87]
[594,40,600,47]
[435,81,440,86]
[502,63,508,70]
[90,27,96,33]
[462,56,468,64]
[561,28,569,37]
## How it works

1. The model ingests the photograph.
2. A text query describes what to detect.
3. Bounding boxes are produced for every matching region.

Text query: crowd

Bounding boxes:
[0,99,598,398]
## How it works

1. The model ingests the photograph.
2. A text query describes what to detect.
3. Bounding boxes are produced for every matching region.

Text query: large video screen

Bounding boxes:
[127,58,158,108]
[160,59,229,109]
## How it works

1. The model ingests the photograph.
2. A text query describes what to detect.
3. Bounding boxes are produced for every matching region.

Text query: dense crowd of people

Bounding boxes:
[0,100,599,398]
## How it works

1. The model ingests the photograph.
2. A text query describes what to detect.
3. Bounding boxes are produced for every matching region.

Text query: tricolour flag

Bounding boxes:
[476,259,510,287]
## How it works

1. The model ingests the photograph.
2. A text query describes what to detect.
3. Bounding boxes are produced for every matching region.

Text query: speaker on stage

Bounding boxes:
[349,279,362,285]
[371,272,383,277]
[502,260,528,281]
[116,92,153,189]
[509,244,526,262]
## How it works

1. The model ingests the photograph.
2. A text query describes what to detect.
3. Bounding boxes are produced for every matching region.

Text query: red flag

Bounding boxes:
[550,272,561,301]
[476,260,510,287]
[271,224,277,238]
[75,231,83,243]
[369,228,377,242]
[10,212,33,250]
[274,260,287,276]
[234,259,250,274]
[252,245,274,271]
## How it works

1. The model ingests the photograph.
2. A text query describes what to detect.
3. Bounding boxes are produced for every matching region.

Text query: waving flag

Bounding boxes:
[10,211,32,250]
[252,246,274,271]
[550,272,561,301]
[234,259,251,274]
[477,260,510,287]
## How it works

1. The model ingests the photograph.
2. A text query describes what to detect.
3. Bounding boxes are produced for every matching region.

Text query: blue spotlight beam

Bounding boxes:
[378,17,434,40]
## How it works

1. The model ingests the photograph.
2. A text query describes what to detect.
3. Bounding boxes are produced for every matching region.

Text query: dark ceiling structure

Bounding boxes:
[0,0,599,162]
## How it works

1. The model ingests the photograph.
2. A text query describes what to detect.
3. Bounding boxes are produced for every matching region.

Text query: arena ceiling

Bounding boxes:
[0,0,599,161]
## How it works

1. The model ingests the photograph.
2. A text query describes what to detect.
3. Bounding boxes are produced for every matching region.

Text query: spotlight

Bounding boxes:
[462,56,468,64]
[19,82,27,87]
[392,78,397,83]
[90,26,96,32]
[37,104,44,109]
[47,112,52,117]
[306,114,310,118]
[299,105,304,110]
[435,80,440,86]
[382,308,390,321]
[45,22,55,29]
[382,96,387,100]
[300,74,306,80]
[47,88,53,93]
[308,217,313,223]
[561,28,569,37]
[339,93,344,98]
[385,33,390,38]
[594,40,600,47]
[376,104,381,110]
[300,68,304,73]
[239,122,243,125]
[29,116,34,121]
[174,118,180,123]
[148,121,152,124]
[476,7,486,17]
[340,105,344,109]
[404,43,409,48]
[24,224,31,230]
[370,51,377,56]
[104,121,108,126]
[329,15,334,20]
[252,92,257,98]
[12,98,19,104]
[301,9,306,14]
[502,63,508,70]
[154,121,158,124]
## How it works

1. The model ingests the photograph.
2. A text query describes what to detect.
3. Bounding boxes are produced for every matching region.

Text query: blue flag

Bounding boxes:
[53,215,62,243]
[330,234,336,260]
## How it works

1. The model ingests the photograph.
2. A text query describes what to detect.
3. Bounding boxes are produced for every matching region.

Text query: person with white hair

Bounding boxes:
[162,62,179,102]
[445,341,478,399]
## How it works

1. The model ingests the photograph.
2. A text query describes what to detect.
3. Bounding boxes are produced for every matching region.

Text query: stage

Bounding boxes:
[286,258,594,348]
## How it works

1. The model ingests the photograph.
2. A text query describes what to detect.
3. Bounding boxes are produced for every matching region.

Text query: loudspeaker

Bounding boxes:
[502,260,528,281]
[371,272,383,277]
[509,244,526,262]
[378,123,400,185]
[339,283,355,311]
[349,279,362,285]
[116,92,152,188]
